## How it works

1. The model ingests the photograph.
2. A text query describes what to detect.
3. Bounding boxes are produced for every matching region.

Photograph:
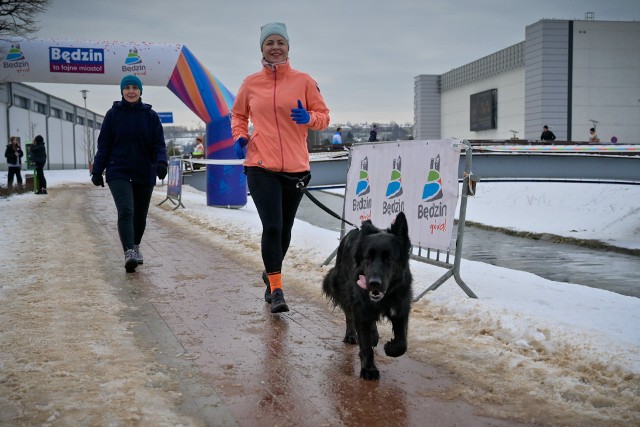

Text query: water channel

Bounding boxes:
[296,190,640,299]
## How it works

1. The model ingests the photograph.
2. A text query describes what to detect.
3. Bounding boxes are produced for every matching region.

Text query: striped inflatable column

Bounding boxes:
[167,46,246,207]
[205,115,246,207]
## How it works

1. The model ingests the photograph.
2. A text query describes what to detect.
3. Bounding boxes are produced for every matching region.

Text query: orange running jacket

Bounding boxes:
[231,61,330,173]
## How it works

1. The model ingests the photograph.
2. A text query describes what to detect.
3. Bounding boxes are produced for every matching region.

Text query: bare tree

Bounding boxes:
[0,0,50,39]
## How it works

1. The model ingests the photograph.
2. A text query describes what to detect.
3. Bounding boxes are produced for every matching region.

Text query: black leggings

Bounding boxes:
[246,167,309,274]
[107,179,154,251]
[35,162,46,190]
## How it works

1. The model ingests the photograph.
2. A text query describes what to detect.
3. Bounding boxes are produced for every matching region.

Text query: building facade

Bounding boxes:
[414,19,640,143]
[1,82,102,171]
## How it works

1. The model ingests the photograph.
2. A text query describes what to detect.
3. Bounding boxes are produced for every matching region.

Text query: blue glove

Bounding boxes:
[234,137,248,159]
[291,99,310,125]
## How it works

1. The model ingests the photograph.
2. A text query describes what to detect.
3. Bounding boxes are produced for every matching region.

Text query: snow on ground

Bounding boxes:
[3,169,640,423]
[462,181,640,250]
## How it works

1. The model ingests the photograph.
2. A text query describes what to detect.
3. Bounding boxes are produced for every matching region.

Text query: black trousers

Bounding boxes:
[35,162,47,190]
[107,179,154,252]
[246,167,309,274]
[7,166,22,186]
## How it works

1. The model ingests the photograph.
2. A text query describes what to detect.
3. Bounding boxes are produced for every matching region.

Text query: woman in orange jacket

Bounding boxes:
[232,22,330,313]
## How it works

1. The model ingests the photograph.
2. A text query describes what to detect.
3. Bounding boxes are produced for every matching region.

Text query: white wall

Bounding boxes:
[441,68,525,140]
[571,21,640,143]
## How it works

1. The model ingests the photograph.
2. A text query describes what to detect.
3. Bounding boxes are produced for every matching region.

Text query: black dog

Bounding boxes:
[322,212,412,380]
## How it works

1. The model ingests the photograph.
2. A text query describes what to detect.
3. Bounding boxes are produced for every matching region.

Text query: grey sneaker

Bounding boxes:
[124,249,138,273]
[133,245,144,264]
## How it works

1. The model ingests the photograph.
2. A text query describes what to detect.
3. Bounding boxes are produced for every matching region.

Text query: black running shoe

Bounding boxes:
[270,289,289,313]
[262,270,271,303]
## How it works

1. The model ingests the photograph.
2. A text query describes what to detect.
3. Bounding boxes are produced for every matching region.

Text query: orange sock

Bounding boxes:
[267,272,282,291]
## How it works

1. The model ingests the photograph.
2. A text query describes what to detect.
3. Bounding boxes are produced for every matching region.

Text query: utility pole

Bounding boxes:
[80,90,90,171]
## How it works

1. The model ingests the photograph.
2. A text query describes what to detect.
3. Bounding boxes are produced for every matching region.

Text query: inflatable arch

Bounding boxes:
[0,38,245,207]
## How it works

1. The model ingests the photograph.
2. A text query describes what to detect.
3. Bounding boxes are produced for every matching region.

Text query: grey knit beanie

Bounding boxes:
[260,22,289,49]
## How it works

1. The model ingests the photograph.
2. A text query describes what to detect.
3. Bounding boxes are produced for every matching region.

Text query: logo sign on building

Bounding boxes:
[157,112,174,124]
[344,140,462,250]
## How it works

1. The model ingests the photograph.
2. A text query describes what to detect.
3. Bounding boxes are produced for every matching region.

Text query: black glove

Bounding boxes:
[157,162,168,180]
[91,173,104,187]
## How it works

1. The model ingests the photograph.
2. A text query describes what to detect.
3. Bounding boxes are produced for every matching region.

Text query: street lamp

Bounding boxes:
[80,90,91,171]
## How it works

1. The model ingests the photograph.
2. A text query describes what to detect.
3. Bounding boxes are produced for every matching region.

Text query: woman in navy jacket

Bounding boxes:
[91,75,167,272]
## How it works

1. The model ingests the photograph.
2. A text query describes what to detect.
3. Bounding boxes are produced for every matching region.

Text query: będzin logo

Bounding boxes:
[122,48,146,75]
[3,43,30,73]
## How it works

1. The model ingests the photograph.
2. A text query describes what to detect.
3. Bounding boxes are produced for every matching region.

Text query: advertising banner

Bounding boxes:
[0,38,181,85]
[167,157,183,200]
[344,140,462,250]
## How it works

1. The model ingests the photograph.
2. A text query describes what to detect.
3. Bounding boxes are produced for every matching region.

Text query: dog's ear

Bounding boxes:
[390,212,411,249]
[360,220,379,236]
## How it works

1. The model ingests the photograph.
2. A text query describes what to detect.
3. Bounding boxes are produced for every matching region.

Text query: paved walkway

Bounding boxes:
[3,185,531,426]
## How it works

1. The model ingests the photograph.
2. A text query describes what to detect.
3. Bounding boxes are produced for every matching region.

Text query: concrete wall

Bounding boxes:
[524,20,570,140]
[414,19,640,144]
[413,75,441,139]
[571,20,640,143]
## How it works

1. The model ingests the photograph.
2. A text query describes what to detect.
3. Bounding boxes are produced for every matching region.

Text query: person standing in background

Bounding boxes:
[91,75,168,273]
[368,124,378,142]
[232,22,330,313]
[540,125,556,142]
[589,128,600,142]
[5,136,23,189]
[30,135,48,194]
[193,136,204,156]
[332,127,343,146]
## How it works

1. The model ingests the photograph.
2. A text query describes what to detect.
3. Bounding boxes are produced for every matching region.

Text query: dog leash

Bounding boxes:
[295,179,359,229]
[265,169,360,229]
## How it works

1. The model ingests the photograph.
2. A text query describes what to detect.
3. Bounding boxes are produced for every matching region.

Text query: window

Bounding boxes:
[88,119,94,128]
[65,112,74,122]
[13,95,30,109]
[51,107,61,118]
[77,116,84,125]
[34,101,47,114]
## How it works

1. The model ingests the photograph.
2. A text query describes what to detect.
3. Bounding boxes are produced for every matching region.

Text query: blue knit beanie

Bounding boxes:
[120,75,143,94]
[260,22,289,49]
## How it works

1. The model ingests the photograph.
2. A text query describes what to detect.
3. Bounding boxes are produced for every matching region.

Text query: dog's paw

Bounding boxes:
[360,367,380,381]
[343,334,357,345]
[384,338,407,358]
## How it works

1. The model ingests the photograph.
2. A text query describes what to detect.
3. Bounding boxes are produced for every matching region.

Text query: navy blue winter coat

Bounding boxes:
[93,99,167,185]
[30,140,47,165]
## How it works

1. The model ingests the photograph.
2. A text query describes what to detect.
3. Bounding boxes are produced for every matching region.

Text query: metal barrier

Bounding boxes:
[323,140,477,300]
[412,142,477,300]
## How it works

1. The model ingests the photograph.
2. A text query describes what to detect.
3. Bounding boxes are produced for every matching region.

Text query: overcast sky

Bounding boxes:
[29,0,640,128]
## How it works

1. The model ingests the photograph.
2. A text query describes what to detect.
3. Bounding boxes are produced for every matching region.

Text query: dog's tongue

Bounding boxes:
[356,275,367,289]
